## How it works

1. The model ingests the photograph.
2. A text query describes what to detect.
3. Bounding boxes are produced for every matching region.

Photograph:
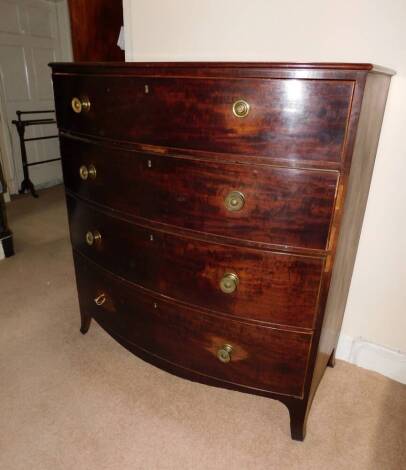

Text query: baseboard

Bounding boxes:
[9,178,63,196]
[336,334,406,384]
[35,178,63,191]
[0,233,14,259]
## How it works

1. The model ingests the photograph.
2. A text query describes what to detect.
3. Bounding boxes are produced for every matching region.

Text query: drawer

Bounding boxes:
[67,196,324,329]
[61,137,338,250]
[74,252,312,398]
[53,75,354,164]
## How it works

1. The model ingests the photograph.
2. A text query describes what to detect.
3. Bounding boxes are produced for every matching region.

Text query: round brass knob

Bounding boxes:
[217,344,233,363]
[85,230,101,246]
[71,96,91,113]
[225,191,245,212]
[232,99,250,118]
[79,164,96,180]
[220,272,239,294]
[87,164,97,179]
[79,165,89,180]
[94,293,106,306]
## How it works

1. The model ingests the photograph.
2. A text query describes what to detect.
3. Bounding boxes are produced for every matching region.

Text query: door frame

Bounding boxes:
[0,74,15,196]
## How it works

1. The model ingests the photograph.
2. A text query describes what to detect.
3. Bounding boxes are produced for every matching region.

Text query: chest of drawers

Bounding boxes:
[50,62,393,440]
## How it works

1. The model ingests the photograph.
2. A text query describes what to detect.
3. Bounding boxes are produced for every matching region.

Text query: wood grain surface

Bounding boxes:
[61,136,339,250]
[54,75,353,164]
[67,195,324,329]
[74,251,312,398]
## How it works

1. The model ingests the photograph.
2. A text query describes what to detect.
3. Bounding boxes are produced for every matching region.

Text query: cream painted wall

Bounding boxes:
[123,0,406,353]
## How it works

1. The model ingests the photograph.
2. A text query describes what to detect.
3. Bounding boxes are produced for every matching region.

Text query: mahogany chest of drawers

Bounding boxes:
[50,62,393,440]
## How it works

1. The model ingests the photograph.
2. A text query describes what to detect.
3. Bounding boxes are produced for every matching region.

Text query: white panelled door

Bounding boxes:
[0,0,71,194]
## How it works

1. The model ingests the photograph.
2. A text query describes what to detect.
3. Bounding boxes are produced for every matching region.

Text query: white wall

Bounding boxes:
[55,0,73,61]
[123,1,406,363]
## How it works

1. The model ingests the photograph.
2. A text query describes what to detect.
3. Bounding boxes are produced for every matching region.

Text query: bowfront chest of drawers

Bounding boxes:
[50,62,393,440]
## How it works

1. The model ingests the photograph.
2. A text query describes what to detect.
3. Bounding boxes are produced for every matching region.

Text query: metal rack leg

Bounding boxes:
[15,120,38,198]
[19,178,38,198]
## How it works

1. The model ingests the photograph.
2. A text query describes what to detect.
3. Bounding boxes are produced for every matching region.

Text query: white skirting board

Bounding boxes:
[336,334,406,384]
[31,177,63,193]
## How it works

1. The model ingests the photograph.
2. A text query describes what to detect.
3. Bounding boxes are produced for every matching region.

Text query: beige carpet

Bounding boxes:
[1,185,405,470]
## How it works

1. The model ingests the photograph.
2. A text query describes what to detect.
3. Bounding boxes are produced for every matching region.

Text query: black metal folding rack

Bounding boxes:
[12,110,60,198]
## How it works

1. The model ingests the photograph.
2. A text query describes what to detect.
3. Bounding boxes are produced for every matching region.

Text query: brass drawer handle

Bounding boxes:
[220,272,239,294]
[71,96,91,113]
[217,344,233,363]
[232,99,250,118]
[85,230,101,246]
[225,191,245,211]
[94,293,106,306]
[79,164,97,180]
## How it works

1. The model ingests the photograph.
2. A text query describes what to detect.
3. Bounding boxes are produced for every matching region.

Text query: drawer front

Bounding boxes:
[53,75,353,163]
[74,252,312,398]
[67,197,323,329]
[61,137,338,250]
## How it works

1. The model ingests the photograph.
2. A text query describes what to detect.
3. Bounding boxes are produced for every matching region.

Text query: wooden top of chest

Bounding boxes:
[49,62,395,76]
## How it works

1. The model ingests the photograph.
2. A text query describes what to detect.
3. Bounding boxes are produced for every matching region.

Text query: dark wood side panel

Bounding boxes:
[61,136,339,250]
[68,0,124,61]
[309,72,392,401]
[73,251,312,398]
[67,196,324,329]
[53,75,354,164]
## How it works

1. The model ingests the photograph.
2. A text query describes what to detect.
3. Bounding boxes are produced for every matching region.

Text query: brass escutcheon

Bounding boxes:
[94,293,106,306]
[232,99,250,118]
[85,230,101,246]
[71,96,91,113]
[225,191,245,212]
[220,272,239,294]
[217,344,233,363]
